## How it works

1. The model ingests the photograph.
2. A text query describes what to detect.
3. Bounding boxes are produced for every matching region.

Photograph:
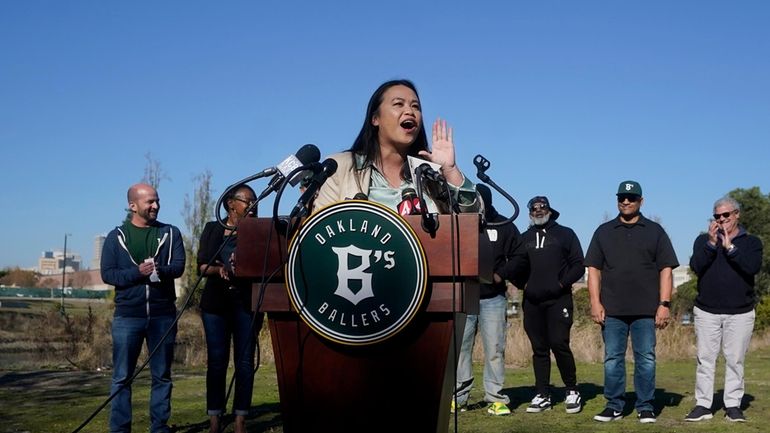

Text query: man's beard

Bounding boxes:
[139,208,158,223]
[530,213,550,226]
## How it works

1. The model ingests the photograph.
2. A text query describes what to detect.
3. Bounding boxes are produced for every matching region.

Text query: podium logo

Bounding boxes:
[286,200,428,345]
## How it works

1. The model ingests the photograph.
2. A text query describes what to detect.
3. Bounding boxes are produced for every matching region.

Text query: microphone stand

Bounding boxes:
[473,154,520,228]
[414,165,440,235]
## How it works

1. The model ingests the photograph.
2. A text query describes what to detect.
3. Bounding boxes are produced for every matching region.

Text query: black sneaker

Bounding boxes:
[638,410,656,423]
[594,407,623,422]
[724,407,746,422]
[685,405,713,422]
[526,394,552,413]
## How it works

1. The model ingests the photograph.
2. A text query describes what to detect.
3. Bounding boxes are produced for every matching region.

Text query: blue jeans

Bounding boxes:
[110,314,177,433]
[455,294,509,405]
[202,307,261,416]
[602,316,656,413]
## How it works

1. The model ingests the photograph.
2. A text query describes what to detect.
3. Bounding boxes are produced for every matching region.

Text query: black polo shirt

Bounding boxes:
[585,214,679,316]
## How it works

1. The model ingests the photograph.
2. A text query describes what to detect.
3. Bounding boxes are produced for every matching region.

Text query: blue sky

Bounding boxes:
[1,1,769,270]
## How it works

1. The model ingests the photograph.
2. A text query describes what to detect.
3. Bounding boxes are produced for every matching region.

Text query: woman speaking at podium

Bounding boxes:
[313,79,480,214]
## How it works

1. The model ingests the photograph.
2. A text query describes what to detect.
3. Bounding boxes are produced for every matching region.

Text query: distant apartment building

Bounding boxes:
[673,265,692,289]
[38,250,81,275]
[92,234,106,269]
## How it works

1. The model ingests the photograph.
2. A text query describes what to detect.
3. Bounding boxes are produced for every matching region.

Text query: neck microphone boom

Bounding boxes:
[256,144,321,202]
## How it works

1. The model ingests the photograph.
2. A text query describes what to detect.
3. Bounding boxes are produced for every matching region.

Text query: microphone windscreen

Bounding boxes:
[296,144,321,165]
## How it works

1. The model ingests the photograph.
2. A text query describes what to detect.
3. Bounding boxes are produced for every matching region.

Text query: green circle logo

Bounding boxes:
[286,200,428,345]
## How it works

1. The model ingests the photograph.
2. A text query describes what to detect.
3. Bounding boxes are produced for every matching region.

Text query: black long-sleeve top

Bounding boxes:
[480,210,522,299]
[690,227,763,314]
[499,214,584,303]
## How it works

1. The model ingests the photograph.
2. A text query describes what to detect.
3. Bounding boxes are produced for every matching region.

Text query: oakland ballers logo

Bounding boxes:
[286,200,428,345]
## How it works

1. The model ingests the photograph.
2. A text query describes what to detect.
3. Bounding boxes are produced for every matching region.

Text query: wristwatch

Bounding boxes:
[659,300,671,308]
[727,244,736,252]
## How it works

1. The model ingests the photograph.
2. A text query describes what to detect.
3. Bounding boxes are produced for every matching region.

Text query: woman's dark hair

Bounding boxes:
[224,184,256,213]
[349,79,429,180]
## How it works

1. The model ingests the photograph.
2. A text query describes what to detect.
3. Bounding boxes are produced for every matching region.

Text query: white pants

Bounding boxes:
[693,306,755,409]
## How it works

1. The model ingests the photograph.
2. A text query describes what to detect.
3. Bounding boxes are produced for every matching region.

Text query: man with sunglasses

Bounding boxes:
[685,197,763,423]
[495,196,585,414]
[585,180,678,424]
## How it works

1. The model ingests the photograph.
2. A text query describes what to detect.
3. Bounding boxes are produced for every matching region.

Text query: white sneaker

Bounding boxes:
[564,390,582,414]
[526,394,552,413]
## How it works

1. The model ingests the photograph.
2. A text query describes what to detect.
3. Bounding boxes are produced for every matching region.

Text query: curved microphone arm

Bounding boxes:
[215,170,278,230]
[274,162,321,235]
[473,154,520,227]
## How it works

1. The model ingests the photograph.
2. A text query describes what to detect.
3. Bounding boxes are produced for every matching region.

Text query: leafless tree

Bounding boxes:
[179,170,214,309]
[141,152,170,189]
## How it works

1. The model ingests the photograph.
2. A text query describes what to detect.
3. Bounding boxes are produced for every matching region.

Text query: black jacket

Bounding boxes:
[197,221,253,314]
[690,227,763,314]
[499,211,584,303]
[480,207,521,299]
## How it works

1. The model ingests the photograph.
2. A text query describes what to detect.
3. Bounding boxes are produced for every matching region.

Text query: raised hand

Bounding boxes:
[418,118,463,186]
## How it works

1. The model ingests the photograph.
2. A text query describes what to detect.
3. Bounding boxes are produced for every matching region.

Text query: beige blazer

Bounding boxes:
[313,151,481,214]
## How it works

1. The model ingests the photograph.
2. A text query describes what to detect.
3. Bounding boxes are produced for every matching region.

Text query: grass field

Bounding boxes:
[2,298,770,432]
[2,346,770,432]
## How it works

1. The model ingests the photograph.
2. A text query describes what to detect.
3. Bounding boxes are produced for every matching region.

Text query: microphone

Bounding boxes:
[290,158,338,220]
[417,163,445,182]
[397,188,420,216]
[256,144,321,202]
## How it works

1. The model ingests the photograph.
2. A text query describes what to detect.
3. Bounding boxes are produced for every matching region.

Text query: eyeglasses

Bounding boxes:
[232,197,255,206]
[713,210,737,220]
[617,194,640,203]
[530,204,549,212]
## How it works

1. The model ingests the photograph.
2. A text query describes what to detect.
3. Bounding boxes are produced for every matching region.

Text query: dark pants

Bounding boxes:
[202,306,262,416]
[522,293,577,395]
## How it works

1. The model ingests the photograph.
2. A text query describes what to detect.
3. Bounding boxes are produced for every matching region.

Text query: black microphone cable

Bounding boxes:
[70,229,235,433]
[270,163,321,433]
[70,164,316,433]
[473,154,520,227]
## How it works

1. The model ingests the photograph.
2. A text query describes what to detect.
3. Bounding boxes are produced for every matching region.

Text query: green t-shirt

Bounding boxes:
[121,222,161,264]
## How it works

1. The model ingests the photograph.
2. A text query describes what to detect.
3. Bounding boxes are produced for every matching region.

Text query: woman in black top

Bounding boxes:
[198,184,262,433]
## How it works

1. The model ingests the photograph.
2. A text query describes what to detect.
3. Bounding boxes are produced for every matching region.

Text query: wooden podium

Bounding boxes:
[237,213,490,433]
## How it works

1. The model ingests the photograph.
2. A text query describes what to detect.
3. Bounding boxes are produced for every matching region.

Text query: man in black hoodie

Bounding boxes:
[497,196,585,414]
[453,184,520,416]
[685,196,763,423]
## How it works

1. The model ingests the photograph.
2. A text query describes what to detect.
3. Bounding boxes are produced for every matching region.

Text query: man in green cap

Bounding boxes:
[585,180,679,424]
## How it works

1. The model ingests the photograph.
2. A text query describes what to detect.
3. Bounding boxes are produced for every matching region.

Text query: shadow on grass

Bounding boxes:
[499,382,689,417]
[0,370,109,402]
[171,403,282,433]
[710,389,755,412]
[500,382,605,411]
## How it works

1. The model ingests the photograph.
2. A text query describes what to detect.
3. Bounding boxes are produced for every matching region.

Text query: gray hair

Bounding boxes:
[713,196,741,212]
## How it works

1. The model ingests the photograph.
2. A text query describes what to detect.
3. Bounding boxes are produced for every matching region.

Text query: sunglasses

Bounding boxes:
[530,204,549,212]
[713,210,737,220]
[617,194,640,203]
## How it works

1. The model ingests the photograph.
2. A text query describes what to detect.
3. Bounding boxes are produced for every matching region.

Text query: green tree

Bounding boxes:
[728,187,770,296]
[672,271,697,318]
[179,170,214,309]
